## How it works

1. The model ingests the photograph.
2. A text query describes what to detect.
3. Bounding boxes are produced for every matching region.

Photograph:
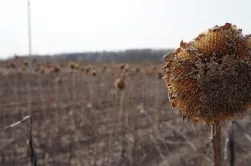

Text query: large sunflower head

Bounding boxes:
[163,23,251,124]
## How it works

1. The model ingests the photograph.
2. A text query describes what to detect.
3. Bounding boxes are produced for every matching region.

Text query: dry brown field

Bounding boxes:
[0,59,250,166]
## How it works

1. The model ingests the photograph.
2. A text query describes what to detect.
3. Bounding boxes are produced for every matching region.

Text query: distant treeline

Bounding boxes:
[13,49,173,63]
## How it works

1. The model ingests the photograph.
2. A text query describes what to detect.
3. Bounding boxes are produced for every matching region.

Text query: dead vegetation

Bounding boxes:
[0,60,250,166]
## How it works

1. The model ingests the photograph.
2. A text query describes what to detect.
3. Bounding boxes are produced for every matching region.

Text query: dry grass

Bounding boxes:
[0,61,250,166]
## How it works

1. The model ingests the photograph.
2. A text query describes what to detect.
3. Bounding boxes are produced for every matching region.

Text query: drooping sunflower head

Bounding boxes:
[163,23,251,124]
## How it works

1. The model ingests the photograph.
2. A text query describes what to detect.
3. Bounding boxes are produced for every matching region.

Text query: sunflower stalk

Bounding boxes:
[229,121,235,166]
[211,121,221,166]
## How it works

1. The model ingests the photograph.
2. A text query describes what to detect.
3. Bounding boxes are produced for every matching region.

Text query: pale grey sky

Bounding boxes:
[0,0,250,58]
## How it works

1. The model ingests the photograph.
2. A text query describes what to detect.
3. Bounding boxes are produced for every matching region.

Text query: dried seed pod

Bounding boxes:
[115,78,126,90]
[70,62,79,70]
[120,64,125,70]
[86,66,91,74]
[135,67,140,73]
[7,61,16,69]
[163,23,251,124]
[91,70,97,77]
[52,65,61,73]
[23,59,29,67]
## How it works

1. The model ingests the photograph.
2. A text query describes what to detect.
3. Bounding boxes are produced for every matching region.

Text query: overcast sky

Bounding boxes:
[0,0,250,58]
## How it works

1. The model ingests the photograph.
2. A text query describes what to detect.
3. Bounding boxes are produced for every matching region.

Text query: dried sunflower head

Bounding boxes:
[163,23,251,124]
[115,78,126,90]
[70,62,79,70]
[135,67,140,73]
[52,65,61,73]
[91,70,97,77]
[120,64,125,70]
[23,59,29,67]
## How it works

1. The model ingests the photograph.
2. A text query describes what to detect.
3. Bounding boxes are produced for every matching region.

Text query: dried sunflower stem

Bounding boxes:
[229,121,235,166]
[211,121,221,166]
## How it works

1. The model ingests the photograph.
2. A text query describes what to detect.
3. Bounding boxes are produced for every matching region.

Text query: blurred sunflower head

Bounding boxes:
[163,23,251,124]
[115,77,126,90]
